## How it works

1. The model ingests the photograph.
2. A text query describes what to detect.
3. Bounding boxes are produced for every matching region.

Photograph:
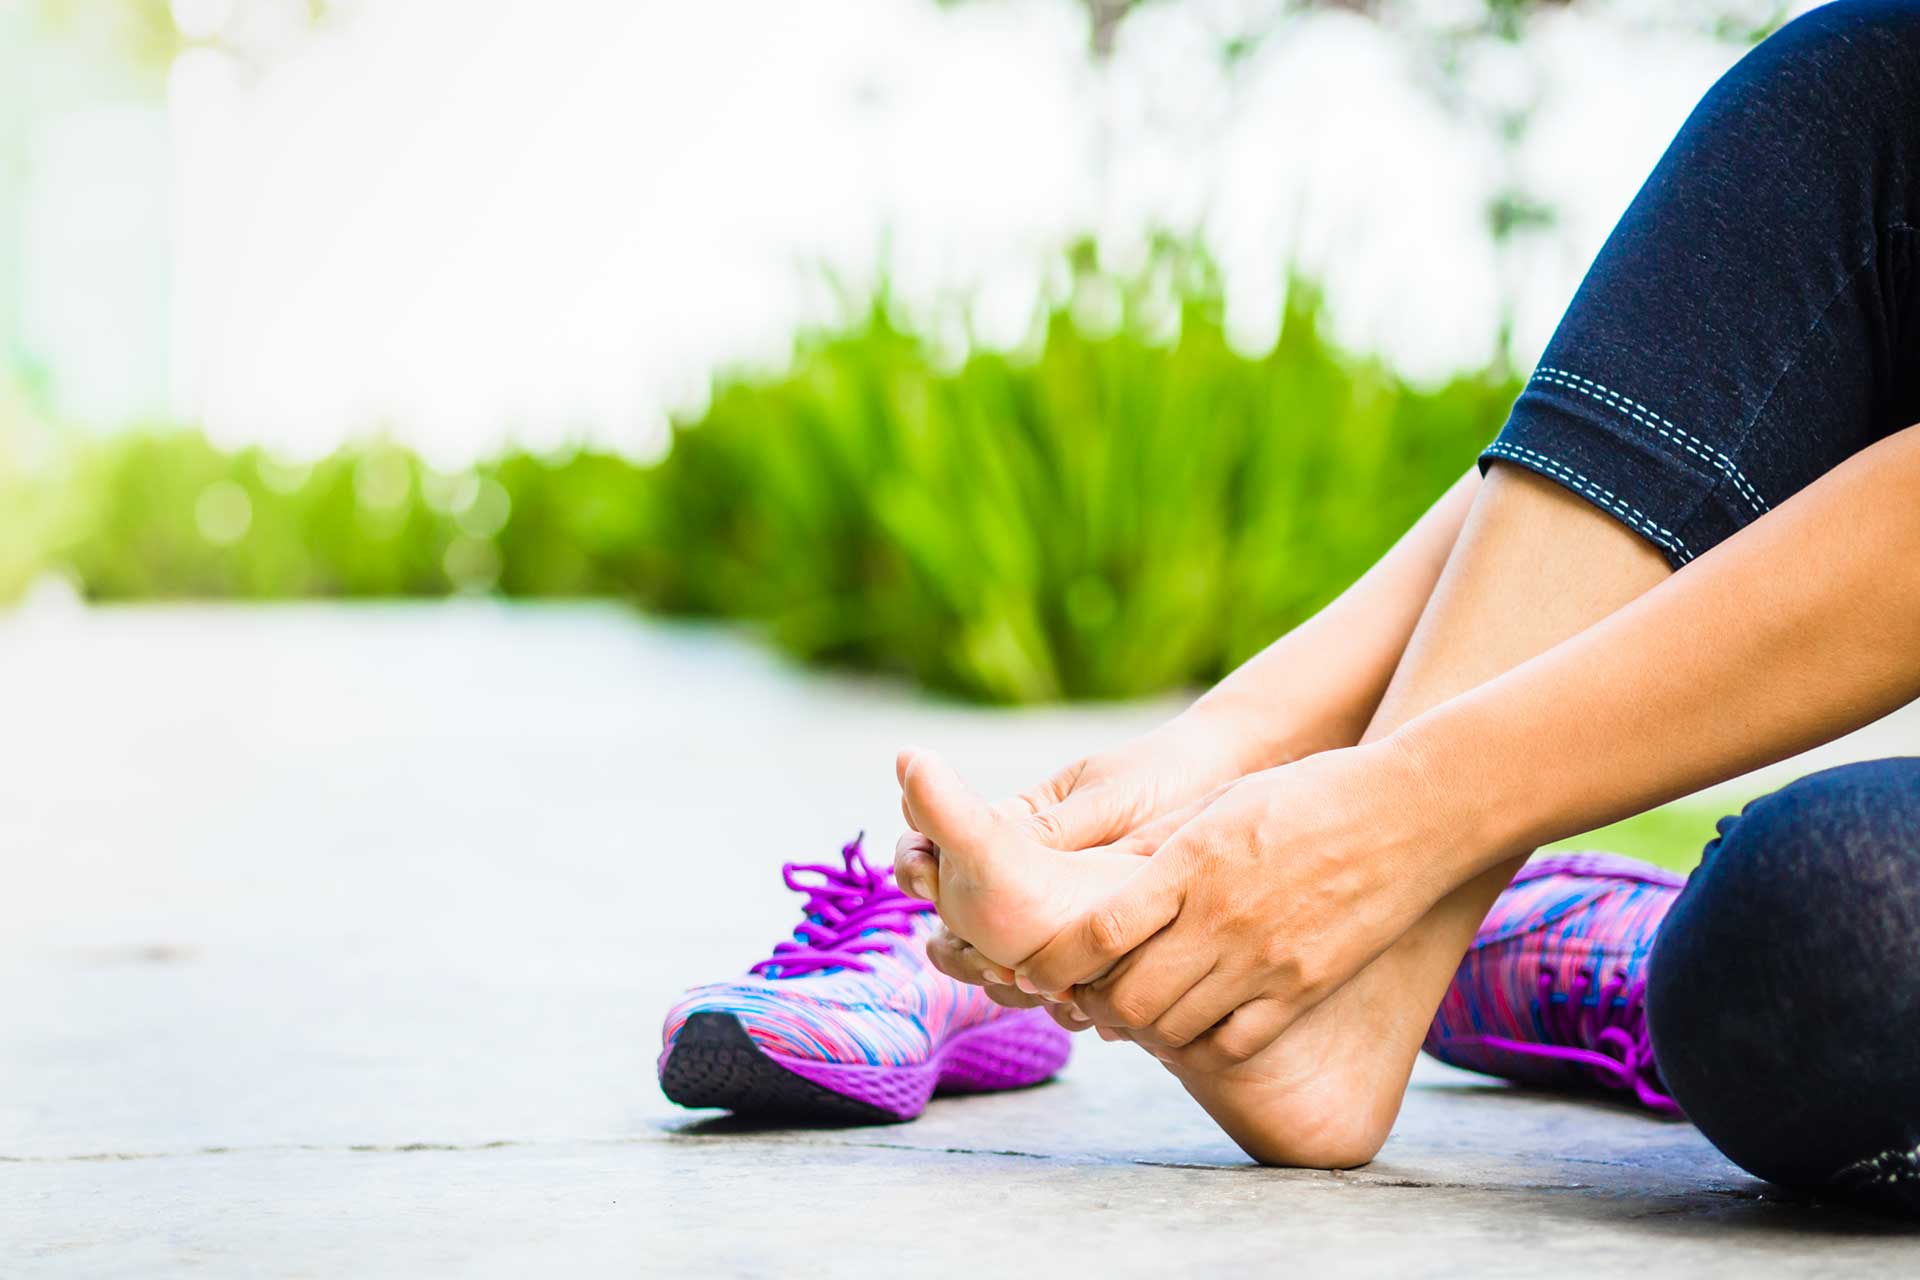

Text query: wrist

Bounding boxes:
[1375,709,1533,884]
[1181,686,1339,775]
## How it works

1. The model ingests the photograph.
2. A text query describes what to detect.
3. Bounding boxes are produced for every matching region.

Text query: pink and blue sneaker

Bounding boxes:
[658,834,1071,1123]
[1424,851,1686,1115]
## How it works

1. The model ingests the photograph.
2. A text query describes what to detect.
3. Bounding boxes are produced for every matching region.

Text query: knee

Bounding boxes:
[1681,0,1920,167]
[1766,0,1920,61]
[1784,0,1920,42]
[1648,759,1920,1203]
[1745,0,1920,108]
[1676,757,1920,899]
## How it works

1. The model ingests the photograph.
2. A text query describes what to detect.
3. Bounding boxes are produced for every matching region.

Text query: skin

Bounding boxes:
[898,423,1920,1165]
[901,463,1669,1163]
[895,468,1486,987]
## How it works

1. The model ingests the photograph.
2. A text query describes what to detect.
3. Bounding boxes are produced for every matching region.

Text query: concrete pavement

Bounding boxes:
[3,604,1915,1275]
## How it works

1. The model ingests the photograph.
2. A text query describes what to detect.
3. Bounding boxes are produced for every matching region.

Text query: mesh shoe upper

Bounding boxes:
[1424,850,1686,1113]
[660,835,1010,1069]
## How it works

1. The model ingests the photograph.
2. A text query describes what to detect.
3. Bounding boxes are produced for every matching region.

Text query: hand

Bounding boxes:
[1012,736,1469,1070]
[893,706,1268,1023]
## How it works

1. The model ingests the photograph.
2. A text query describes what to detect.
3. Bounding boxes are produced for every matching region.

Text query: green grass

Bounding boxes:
[0,246,1522,703]
[1544,797,1751,873]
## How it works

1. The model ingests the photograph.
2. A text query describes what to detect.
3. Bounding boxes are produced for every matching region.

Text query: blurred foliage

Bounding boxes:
[964,0,1794,63]
[639,254,1511,700]
[0,382,69,604]
[25,0,184,79]
[1,246,1516,703]
[1544,799,1738,872]
[25,0,347,74]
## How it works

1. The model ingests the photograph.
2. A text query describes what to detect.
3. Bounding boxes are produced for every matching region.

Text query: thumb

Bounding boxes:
[1015,855,1186,995]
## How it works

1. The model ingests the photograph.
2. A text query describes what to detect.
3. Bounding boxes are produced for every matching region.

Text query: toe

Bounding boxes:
[893,831,940,901]
[900,751,1002,872]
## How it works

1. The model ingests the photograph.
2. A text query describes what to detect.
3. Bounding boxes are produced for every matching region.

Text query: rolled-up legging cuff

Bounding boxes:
[1478,383,1754,570]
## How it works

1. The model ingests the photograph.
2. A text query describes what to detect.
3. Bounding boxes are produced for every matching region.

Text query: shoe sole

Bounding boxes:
[659,1007,1069,1123]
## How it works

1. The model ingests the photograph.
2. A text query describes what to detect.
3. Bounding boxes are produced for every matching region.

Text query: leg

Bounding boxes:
[1649,759,1920,1213]
[1164,462,1669,1165]
[1151,0,1920,1164]
[909,0,1920,1166]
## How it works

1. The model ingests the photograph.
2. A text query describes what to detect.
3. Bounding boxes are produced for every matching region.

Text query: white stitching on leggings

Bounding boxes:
[1533,370,1766,514]
[1483,441,1695,563]
[1532,366,1769,516]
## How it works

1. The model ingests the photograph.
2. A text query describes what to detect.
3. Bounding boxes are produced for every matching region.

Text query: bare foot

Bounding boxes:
[898,748,1146,975]
[1158,857,1528,1167]
[901,742,1523,1166]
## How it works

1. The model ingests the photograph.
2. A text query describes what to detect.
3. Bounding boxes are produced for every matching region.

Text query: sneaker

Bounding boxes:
[1423,850,1686,1114]
[658,833,1071,1123]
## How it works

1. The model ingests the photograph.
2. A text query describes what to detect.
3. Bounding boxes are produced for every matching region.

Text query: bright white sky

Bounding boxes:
[46,0,1809,460]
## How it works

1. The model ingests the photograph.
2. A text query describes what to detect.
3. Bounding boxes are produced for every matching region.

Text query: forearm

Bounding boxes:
[1399,425,1920,871]
[1187,467,1480,768]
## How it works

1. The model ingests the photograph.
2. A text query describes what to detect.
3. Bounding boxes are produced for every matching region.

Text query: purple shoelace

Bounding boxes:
[750,833,935,979]
[1452,968,1681,1115]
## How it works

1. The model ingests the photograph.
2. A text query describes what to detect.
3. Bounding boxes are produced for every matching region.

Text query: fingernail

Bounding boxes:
[1067,1001,1085,1021]
[983,966,1014,985]
[1013,973,1038,995]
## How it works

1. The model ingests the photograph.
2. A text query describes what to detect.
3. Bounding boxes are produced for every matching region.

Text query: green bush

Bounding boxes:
[637,262,1514,699]
[5,250,1520,703]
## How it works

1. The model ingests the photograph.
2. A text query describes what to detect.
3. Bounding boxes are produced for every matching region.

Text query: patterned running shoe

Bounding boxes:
[658,833,1071,1123]
[1424,851,1686,1114]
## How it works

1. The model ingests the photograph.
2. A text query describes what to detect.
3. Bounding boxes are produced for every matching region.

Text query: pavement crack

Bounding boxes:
[0,1139,531,1164]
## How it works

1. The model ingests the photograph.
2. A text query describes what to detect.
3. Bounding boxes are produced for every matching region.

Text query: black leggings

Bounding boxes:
[1483,0,1920,567]
[1649,761,1920,1213]
[1489,0,1920,1211]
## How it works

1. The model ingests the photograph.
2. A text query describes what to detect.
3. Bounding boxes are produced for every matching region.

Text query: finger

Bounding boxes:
[1075,951,1216,1042]
[892,830,940,901]
[927,929,1016,987]
[1093,797,1207,859]
[1011,783,1127,852]
[1112,1025,1176,1058]
[1047,1001,1095,1032]
[1098,775,1240,856]
[1013,853,1187,994]
[991,758,1087,825]
[1162,996,1298,1075]
[983,982,1046,1010]
[899,751,1002,875]
[925,926,983,980]
[1135,964,1248,1050]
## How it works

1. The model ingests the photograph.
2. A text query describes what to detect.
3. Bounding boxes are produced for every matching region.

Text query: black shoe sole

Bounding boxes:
[659,1011,903,1125]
